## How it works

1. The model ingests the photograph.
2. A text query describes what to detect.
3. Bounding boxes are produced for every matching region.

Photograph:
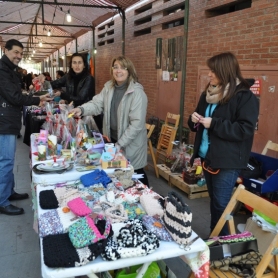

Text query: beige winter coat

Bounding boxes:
[81,80,148,170]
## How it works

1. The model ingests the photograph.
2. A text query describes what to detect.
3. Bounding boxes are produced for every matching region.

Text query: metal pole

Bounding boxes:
[92,27,96,92]
[121,9,125,55]
[179,0,189,142]
[64,45,67,72]
[75,38,78,53]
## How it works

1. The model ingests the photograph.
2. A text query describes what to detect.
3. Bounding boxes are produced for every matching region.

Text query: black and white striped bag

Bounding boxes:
[163,191,192,245]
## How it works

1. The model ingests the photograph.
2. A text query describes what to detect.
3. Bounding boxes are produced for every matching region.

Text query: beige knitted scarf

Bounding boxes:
[206,79,240,104]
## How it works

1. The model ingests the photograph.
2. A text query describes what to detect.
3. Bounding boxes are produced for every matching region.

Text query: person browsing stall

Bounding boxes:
[0,39,53,216]
[188,52,259,235]
[70,56,149,186]
[39,53,95,107]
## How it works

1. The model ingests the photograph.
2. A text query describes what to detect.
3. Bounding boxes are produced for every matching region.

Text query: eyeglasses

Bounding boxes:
[112,66,127,71]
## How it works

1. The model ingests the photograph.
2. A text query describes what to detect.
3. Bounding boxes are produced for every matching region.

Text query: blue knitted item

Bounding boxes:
[80,169,111,188]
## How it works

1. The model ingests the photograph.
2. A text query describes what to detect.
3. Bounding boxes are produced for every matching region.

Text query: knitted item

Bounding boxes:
[101,219,159,261]
[68,215,111,248]
[38,207,78,238]
[140,191,164,217]
[39,210,63,238]
[43,232,111,268]
[53,187,79,206]
[163,191,192,245]
[209,231,255,244]
[39,190,59,209]
[80,169,111,188]
[142,215,173,241]
[67,197,92,216]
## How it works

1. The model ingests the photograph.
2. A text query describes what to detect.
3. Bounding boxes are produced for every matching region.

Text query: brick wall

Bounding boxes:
[95,0,278,143]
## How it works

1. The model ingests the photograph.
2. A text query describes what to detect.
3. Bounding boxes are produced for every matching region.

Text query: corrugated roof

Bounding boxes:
[0,0,140,61]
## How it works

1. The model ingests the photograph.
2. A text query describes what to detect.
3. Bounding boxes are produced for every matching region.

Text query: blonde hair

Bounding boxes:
[110,56,138,87]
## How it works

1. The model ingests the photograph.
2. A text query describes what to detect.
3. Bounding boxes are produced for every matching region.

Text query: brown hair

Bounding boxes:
[110,56,138,88]
[206,52,250,103]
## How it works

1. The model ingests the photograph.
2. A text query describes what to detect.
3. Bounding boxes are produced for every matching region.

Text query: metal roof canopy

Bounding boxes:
[0,0,140,62]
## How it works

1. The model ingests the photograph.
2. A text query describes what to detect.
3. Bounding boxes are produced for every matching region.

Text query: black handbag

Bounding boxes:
[239,157,263,179]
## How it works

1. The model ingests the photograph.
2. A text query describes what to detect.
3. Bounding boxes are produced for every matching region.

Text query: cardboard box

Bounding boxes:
[209,238,258,261]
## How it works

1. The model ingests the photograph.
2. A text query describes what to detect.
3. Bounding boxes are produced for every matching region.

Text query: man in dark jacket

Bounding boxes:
[0,39,52,215]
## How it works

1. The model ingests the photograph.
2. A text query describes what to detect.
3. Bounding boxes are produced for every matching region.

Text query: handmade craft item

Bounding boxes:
[163,191,192,245]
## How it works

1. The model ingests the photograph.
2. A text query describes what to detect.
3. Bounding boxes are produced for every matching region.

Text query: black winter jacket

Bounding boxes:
[188,85,259,169]
[50,72,95,107]
[0,55,40,135]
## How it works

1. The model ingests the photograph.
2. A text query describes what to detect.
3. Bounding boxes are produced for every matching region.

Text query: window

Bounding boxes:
[205,0,252,18]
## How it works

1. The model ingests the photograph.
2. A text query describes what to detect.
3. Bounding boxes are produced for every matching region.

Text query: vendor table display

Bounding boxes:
[27,106,210,277]
[36,184,209,278]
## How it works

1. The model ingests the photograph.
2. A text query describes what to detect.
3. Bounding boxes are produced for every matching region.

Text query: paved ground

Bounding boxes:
[0,126,236,278]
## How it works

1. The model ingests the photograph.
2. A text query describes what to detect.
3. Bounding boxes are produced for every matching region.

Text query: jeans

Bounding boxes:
[203,167,241,236]
[0,134,17,206]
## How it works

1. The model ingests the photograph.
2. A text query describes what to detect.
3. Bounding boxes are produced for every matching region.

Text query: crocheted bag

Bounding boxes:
[101,219,159,261]
[68,214,111,248]
[39,189,59,209]
[80,169,111,188]
[42,232,112,268]
[67,197,92,216]
[163,191,192,245]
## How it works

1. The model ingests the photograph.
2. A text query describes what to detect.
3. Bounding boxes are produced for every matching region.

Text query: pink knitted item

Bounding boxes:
[67,197,92,216]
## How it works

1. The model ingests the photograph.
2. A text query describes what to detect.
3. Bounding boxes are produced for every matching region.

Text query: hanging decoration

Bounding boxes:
[175,36,183,72]
[162,38,168,71]
[155,38,162,69]
[168,38,176,72]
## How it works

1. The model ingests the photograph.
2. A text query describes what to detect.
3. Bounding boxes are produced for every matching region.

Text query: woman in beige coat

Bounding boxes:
[70,56,149,186]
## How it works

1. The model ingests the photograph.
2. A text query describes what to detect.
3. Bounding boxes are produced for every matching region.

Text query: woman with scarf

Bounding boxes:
[188,52,259,236]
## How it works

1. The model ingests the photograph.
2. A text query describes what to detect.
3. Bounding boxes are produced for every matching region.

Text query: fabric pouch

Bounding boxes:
[68,214,111,248]
[67,197,92,216]
[140,191,164,217]
[122,201,146,220]
[124,183,148,203]
[142,215,173,241]
[80,169,111,187]
[43,232,112,268]
[39,189,59,209]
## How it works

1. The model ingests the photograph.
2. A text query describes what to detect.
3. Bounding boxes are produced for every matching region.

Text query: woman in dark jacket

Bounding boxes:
[40,53,102,130]
[49,53,94,107]
[188,52,259,236]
